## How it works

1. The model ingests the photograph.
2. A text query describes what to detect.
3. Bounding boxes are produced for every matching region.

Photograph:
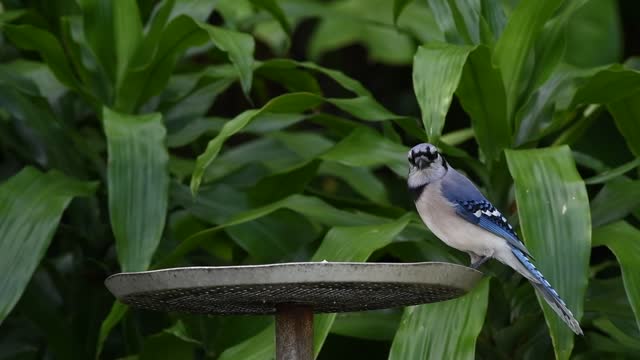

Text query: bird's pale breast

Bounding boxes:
[415,181,508,259]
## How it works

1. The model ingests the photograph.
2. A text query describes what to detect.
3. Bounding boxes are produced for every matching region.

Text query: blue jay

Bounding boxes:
[407,143,582,335]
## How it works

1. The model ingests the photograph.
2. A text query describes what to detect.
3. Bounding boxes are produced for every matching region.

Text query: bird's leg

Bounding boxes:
[469,253,481,266]
[470,256,490,269]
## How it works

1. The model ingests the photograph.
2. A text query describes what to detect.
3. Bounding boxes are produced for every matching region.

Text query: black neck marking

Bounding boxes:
[408,183,428,201]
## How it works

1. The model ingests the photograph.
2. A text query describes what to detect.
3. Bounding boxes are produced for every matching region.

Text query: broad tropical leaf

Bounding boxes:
[593,222,640,331]
[158,194,387,267]
[190,93,323,194]
[572,65,640,106]
[493,0,563,118]
[590,180,640,228]
[456,45,509,162]
[608,93,640,157]
[506,146,590,360]
[113,0,143,83]
[413,43,473,142]
[389,278,489,360]
[3,24,81,91]
[426,0,482,44]
[584,158,640,185]
[0,168,95,323]
[104,107,169,272]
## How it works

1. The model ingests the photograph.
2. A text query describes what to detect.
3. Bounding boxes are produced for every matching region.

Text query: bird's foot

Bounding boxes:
[470,256,489,269]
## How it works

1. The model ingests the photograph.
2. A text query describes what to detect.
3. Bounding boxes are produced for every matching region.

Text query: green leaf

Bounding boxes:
[248,160,320,205]
[76,0,118,89]
[440,128,474,146]
[393,0,413,25]
[593,222,640,331]
[328,96,399,121]
[16,270,78,360]
[161,194,385,265]
[162,320,202,346]
[250,0,292,35]
[0,9,27,25]
[115,14,255,111]
[197,23,255,96]
[585,278,639,339]
[572,65,640,106]
[259,60,408,122]
[0,77,86,176]
[2,60,68,103]
[0,167,95,323]
[293,60,373,97]
[164,79,235,137]
[140,0,175,55]
[218,324,274,360]
[182,314,272,358]
[426,0,462,44]
[584,158,640,185]
[308,0,417,65]
[456,45,509,162]
[172,183,250,225]
[526,1,592,93]
[189,82,403,195]
[608,93,640,157]
[115,14,209,111]
[493,0,563,118]
[227,210,319,262]
[481,0,507,40]
[95,302,128,359]
[169,0,220,22]
[319,162,389,204]
[257,62,321,94]
[104,107,169,272]
[140,331,195,359]
[592,318,640,351]
[389,278,489,360]
[394,0,445,44]
[413,43,474,142]
[513,65,586,145]
[590,180,640,228]
[312,215,411,262]
[59,15,111,104]
[506,146,590,360]
[320,127,407,176]
[427,0,482,44]
[202,136,301,183]
[2,24,81,91]
[565,0,622,68]
[113,0,143,83]
[262,132,390,204]
[331,310,401,341]
[271,131,335,160]
[190,93,323,194]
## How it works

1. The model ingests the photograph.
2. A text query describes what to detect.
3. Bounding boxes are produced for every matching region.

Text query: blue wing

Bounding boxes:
[441,168,534,259]
[454,199,534,259]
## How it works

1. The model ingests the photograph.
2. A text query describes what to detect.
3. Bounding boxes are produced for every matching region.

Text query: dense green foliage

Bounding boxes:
[0,0,639,359]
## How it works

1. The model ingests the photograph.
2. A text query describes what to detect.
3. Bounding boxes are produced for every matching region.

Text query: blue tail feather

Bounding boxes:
[512,248,583,335]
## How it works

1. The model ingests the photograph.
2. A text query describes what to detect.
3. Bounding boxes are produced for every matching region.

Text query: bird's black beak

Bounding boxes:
[414,156,430,169]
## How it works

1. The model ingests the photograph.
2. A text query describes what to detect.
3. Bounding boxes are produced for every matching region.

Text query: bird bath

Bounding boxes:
[105,262,482,360]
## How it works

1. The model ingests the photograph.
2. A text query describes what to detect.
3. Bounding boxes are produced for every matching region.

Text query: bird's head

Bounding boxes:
[407,143,448,188]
